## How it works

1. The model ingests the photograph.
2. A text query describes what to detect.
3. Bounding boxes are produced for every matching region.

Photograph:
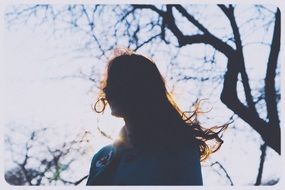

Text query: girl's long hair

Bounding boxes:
[93,48,228,161]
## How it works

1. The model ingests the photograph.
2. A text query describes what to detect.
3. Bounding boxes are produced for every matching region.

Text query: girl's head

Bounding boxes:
[101,49,169,118]
[94,48,227,161]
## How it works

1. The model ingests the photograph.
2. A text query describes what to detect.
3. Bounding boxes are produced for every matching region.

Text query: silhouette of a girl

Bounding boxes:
[86,48,227,185]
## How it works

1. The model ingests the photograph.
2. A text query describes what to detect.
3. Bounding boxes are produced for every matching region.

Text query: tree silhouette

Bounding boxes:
[5,126,90,185]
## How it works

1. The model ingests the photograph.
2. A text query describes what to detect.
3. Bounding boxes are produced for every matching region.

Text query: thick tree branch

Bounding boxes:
[181,34,235,56]
[265,9,280,128]
[219,5,280,154]
[219,5,257,113]
[221,56,280,154]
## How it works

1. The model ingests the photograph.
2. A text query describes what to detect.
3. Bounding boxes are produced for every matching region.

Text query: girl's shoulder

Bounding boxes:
[86,144,118,185]
[92,144,117,163]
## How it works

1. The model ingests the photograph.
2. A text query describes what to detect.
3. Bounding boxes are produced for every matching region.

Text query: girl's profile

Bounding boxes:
[86,48,227,185]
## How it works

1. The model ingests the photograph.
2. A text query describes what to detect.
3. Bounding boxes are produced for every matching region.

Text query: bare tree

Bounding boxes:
[5,127,91,185]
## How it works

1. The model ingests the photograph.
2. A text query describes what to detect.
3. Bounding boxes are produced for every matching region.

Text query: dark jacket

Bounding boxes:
[86,141,203,185]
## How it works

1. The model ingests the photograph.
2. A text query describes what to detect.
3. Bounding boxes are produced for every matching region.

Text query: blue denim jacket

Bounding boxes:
[86,142,203,185]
